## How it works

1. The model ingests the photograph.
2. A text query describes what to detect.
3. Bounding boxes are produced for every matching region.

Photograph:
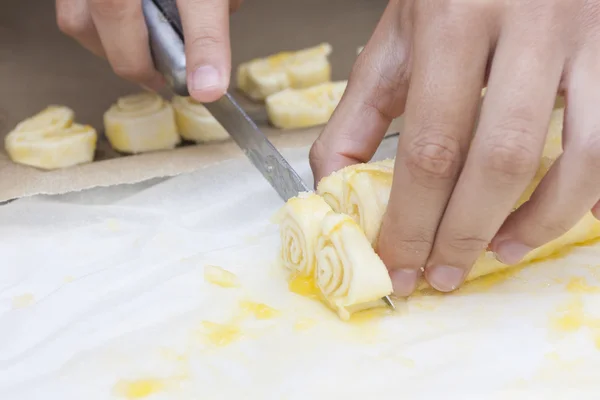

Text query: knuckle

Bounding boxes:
[443,233,489,254]
[481,119,540,182]
[416,0,489,39]
[56,12,86,36]
[529,215,572,240]
[382,232,434,270]
[405,130,462,186]
[188,26,225,51]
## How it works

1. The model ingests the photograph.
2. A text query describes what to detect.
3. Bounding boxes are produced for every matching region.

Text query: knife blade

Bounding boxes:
[142,0,395,310]
[142,0,309,201]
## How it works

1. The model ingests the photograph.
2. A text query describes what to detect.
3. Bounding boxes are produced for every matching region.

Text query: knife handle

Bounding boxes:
[141,0,189,96]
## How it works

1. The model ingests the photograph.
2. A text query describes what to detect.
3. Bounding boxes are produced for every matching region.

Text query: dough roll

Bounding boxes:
[5,106,97,170]
[103,92,180,153]
[274,192,333,276]
[317,159,394,246]
[315,212,393,320]
[171,96,229,142]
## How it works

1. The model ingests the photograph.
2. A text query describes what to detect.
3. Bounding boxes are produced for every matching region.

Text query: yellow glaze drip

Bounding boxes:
[566,277,600,293]
[294,318,317,331]
[348,307,393,325]
[551,297,586,332]
[204,265,240,288]
[239,301,280,320]
[114,379,163,399]
[200,321,242,347]
[288,274,320,299]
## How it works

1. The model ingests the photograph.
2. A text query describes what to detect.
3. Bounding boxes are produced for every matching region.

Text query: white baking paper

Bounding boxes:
[1,136,600,400]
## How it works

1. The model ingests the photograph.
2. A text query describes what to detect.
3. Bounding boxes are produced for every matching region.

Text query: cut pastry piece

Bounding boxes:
[315,212,393,321]
[273,192,333,276]
[265,81,347,129]
[11,105,74,135]
[103,92,180,153]
[5,106,97,170]
[171,96,229,143]
[237,43,332,101]
[316,158,394,245]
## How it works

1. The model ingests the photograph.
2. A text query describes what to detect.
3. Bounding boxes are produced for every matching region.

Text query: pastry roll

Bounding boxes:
[5,106,97,170]
[237,43,332,101]
[315,212,393,320]
[171,96,229,143]
[274,192,333,276]
[103,92,180,153]
[265,81,347,129]
[317,159,394,245]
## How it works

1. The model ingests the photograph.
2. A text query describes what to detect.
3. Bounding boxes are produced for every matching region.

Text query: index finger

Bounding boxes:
[309,0,410,184]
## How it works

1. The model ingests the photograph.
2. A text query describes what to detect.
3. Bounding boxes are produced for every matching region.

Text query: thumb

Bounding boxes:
[176,0,231,102]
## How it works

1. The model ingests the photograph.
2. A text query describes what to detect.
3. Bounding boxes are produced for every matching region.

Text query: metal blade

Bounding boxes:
[203,94,310,201]
[147,0,309,201]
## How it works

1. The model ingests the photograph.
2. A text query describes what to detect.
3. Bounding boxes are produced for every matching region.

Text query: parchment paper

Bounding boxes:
[2,135,600,399]
[0,0,398,202]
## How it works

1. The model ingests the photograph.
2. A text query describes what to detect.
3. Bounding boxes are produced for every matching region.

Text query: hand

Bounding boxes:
[310,0,600,295]
[55,0,244,102]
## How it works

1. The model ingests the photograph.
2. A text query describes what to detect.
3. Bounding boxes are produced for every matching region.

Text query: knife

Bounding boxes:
[141,0,308,201]
[141,0,395,310]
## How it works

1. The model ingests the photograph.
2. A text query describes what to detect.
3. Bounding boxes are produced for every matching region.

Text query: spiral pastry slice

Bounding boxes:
[5,106,97,170]
[265,81,347,129]
[316,159,395,245]
[103,92,180,153]
[171,96,229,143]
[315,212,393,321]
[237,43,332,101]
[274,192,333,276]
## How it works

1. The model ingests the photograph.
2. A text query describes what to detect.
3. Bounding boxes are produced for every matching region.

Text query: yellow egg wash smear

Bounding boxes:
[288,273,391,325]
[199,321,242,347]
[550,294,600,349]
[239,300,280,320]
[114,379,164,399]
[203,265,240,288]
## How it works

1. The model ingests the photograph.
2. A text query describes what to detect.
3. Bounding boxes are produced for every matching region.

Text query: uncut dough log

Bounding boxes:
[103,92,180,154]
[5,106,97,170]
[237,43,332,101]
[171,96,229,143]
[316,107,600,290]
[265,81,347,129]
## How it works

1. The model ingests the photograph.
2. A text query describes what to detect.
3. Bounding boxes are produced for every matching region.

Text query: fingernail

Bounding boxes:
[390,268,419,297]
[493,240,532,265]
[426,265,465,292]
[191,65,222,92]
